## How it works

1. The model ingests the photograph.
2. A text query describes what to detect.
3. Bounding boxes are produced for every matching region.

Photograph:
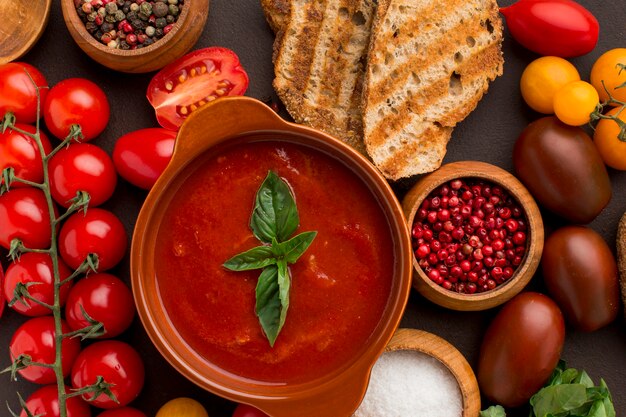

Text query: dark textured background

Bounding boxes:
[1,0,625,416]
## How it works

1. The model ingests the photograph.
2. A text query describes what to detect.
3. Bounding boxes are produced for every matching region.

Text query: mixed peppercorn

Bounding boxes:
[75,0,184,49]
[412,179,529,294]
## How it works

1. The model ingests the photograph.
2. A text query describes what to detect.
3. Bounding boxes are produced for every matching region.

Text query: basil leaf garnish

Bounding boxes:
[250,171,299,243]
[273,231,317,264]
[479,405,506,417]
[223,246,276,271]
[225,170,316,347]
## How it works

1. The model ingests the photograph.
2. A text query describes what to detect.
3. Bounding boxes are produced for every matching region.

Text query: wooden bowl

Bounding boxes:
[383,328,481,416]
[402,161,544,311]
[131,97,413,417]
[61,0,209,73]
[0,0,52,64]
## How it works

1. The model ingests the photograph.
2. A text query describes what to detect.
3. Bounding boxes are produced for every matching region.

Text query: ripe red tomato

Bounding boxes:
[71,340,145,409]
[3,253,73,316]
[233,404,270,417]
[500,0,599,58]
[43,78,110,141]
[0,187,56,250]
[59,208,127,271]
[0,124,52,187]
[65,273,135,338]
[477,292,565,407]
[147,47,249,130]
[0,63,48,123]
[99,408,147,417]
[48,143,117,207]
[113,128,177,189]
[9,316,81,384]
[19,385,91,417]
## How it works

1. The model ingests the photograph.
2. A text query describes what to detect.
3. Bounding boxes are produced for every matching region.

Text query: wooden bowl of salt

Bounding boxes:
[354,328,480,417]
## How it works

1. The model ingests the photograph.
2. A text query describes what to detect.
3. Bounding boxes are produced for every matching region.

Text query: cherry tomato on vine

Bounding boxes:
[0,63,48,124]
[520,56,580,114]
[71,340,145,409]
[113,128,177,189]
[9,316,81,384]
[591,48,626,104]
[500,0,599,58]
[19,385,91,417]
[0,187,57,250]
[48,143,117,208]
[0,124,52,187]
[233,404,270,417]
[43,78,110,141]
[553,80,599,126]
[99,408,147,417]
[3,253,73,317]
[156,398,208,417]
[147,47,249,130]
[65,273,135,338]
[594,107,626,170]
[58,208,127,271]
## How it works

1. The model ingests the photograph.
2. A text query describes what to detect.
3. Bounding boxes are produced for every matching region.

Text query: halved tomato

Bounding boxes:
[147,47,249,131]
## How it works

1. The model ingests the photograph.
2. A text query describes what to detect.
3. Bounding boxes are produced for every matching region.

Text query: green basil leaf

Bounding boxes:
[480,405,506,417]
[223,246,276,271]
[255,265,281,345]
[600,380,615,417]
[276,259,290,343]
[273,231,317,264]
[575,371,594,388]
[250,171,299,243]
[561,368,580,385]
[547,361,568,386]
[531,385,588,417]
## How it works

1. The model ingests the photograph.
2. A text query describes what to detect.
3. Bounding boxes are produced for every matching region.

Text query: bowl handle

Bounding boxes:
[171,96,287,165]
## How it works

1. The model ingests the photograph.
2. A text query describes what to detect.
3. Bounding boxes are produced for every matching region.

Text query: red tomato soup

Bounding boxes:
[155,140,394,383]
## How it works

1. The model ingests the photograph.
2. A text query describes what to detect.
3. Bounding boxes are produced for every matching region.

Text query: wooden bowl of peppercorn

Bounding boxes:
[402,161,544,311]
[61,0,209,73]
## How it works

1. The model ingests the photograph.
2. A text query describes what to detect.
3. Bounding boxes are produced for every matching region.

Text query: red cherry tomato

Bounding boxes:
[147,47,249,130]
[0,187,56,250]
[59,208,127,271]
[20,385,91,417]
[99,407,147,417]
[9,316,81,384]
[71,340,145,409]
[0,124,52,187]
[500,0,599,58]
[48,143,117,207]
[0,63,48,123]
[233,404,270,417]
[113,128,177,189]
[65,273,135,338]
[43,78,110,141]
[3,253,73,316]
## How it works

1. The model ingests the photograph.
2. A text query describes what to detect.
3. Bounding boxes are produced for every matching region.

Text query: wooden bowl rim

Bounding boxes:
[0,0,52,64]
[403,161,544,311]
[61,0,202,57]
[383,328,481,417]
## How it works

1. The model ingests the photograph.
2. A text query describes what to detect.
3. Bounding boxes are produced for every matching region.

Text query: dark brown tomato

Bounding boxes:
[478,292,565,408]
[512,117,611,223]
[542,226,620,332]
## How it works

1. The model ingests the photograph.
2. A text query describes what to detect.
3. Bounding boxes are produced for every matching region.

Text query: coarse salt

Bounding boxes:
[354,350,463,417]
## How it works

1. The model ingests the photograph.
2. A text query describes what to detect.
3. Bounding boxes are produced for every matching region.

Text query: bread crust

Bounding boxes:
[261,0,290,34]
[616,212,626,320]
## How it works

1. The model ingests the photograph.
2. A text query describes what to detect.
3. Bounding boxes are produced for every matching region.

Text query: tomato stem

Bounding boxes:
[589,80,626,142]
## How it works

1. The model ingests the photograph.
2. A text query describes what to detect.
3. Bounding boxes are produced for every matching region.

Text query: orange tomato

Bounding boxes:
[520,57,580,114]
[594,107,626,170]
[590,48,626,104]
[553,81,599,126]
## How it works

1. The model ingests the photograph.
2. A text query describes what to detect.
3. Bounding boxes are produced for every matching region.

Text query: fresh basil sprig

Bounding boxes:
[223,171,317,347]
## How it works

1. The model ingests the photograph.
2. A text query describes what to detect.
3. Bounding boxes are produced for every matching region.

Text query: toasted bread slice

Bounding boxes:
[273,0,376,154]
[362,0,504,180]
[616,212,626,319]
[261,0,289,34]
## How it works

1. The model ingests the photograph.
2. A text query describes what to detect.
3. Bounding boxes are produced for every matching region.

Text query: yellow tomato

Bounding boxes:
[156,398,209,417]
[590,48,626,104]
[520,56,580,114]
[594,107,626,170]
[553,81,599,126]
